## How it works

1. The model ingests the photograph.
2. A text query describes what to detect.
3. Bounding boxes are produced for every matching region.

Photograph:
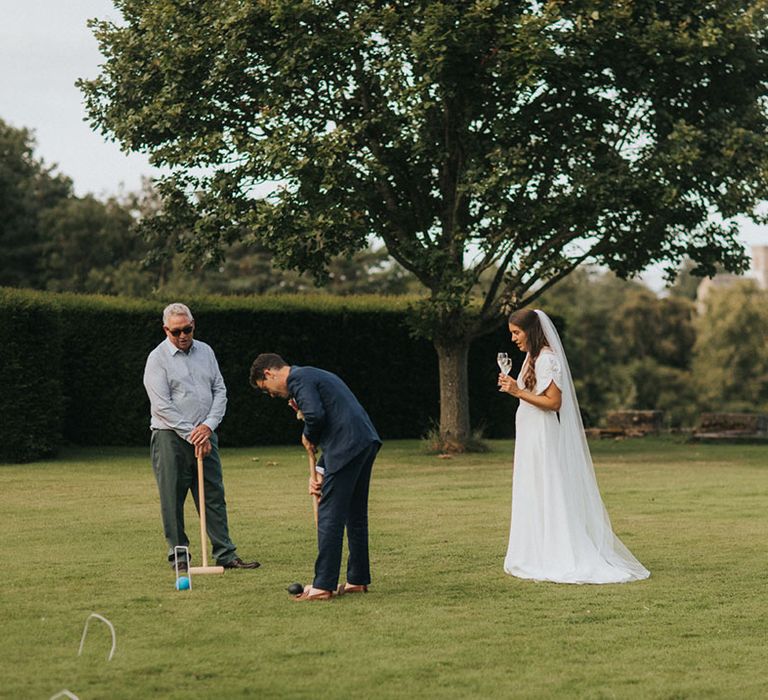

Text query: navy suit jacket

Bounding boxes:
[287,366,381,475]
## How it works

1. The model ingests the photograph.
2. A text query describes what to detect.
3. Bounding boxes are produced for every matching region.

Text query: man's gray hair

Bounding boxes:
[162,303,194,325]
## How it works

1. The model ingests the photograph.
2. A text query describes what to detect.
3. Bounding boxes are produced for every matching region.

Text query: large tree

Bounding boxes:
[81,1,768,448]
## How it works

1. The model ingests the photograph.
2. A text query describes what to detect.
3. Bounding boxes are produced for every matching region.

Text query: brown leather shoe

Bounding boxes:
[336,583,368,595]
[293,587,334,601]
[222,557,260,570]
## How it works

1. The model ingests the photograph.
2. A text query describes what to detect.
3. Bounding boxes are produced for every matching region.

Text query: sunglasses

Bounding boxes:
[168,325,194,337]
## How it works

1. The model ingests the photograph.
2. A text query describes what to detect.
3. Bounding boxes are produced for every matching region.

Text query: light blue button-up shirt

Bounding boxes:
[143,338,227,442]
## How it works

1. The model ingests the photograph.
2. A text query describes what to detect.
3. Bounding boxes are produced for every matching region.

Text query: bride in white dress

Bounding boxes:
[498,309,649,584]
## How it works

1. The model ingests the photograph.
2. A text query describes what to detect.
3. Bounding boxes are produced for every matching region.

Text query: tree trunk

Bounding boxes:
[434,337,471,451]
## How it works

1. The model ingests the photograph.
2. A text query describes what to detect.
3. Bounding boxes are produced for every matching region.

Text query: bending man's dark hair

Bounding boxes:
[249,353,288,387]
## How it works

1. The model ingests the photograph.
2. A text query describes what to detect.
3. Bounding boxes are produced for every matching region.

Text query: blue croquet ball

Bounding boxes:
[175,576,190,591]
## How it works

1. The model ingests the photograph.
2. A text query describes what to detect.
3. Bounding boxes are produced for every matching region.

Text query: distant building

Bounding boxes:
[696,245,768,313]
[752,245,768,290]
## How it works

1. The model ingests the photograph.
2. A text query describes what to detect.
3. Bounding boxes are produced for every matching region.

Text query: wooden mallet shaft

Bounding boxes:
[290,398,320,528]
[189,452,224,575]
[308,448,320,529]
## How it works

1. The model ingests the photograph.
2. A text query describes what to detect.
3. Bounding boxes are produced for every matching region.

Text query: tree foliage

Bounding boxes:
[136,240,423,297]
[0,119,72,287]
[692,281,768,412]
[0,121,410,297]
[0,117,157,294]
[538,267,698,426]
[80,0,768,445]
[38,194,141,294]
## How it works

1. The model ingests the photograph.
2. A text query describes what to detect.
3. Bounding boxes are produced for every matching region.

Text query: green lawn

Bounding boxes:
[1,438,767,699]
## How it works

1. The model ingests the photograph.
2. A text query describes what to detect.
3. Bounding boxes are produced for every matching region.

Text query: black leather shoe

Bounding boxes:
[222,557,260,570]
[170,560,189,573]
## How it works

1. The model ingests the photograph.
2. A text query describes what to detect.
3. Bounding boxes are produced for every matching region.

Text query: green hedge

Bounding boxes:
[57,294,159,446]
[1,289,521,459]
[0,288,63,462]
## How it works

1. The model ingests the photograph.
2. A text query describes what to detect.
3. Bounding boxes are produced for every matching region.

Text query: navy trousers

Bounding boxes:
[313,442,379,591]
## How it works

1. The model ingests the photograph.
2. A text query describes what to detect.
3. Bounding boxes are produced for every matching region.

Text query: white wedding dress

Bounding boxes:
[504,311,650,584]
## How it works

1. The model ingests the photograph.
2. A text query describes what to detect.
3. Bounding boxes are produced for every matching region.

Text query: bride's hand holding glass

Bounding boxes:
[498,372,521,396]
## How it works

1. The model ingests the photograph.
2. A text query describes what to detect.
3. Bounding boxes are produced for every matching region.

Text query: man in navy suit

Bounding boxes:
[250,353,381,601]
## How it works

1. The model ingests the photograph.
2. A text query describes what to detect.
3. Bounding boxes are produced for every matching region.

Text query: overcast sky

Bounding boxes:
[0,0,160,197]
[1,0,766,277]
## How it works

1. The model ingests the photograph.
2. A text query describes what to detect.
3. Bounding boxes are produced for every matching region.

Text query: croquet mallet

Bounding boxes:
[307,445,320,528]
[289,398,320,528]
[189,447,224,574]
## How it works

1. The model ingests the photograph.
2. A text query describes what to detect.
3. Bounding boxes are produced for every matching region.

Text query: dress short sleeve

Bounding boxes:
[535,350,562,394]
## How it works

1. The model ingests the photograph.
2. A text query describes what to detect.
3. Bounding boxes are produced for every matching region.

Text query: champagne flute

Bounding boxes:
[497,352,512,375]
[497,352,512,391]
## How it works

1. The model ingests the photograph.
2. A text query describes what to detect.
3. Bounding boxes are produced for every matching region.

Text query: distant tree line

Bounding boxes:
[538,267,768,426]
[0,117,419,298]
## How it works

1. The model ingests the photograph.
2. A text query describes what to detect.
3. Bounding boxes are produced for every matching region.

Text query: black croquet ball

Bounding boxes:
[287,582,304,595]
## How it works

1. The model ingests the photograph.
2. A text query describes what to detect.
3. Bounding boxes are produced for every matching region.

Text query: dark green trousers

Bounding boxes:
[150,429,237,566]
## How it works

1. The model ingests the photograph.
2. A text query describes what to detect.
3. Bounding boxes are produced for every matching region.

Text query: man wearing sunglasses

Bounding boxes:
[143,302,259,573]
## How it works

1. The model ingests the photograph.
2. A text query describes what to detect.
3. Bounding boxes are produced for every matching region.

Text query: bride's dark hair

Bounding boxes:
[508,309,548,391]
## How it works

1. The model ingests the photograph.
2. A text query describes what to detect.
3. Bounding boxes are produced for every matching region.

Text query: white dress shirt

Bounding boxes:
[143,338,227,442]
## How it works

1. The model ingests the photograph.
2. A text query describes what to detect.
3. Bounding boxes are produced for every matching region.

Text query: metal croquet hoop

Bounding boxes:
[174,545,192,590]
[77,613,116,662]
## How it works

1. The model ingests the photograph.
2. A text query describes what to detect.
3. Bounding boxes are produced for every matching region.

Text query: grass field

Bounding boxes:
[1,437,767,699]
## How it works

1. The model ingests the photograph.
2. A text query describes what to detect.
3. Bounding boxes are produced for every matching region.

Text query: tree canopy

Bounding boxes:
[80,0,768,446]
[693,280,768,412]
[0,119,72,287]
[1,117,411,297]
